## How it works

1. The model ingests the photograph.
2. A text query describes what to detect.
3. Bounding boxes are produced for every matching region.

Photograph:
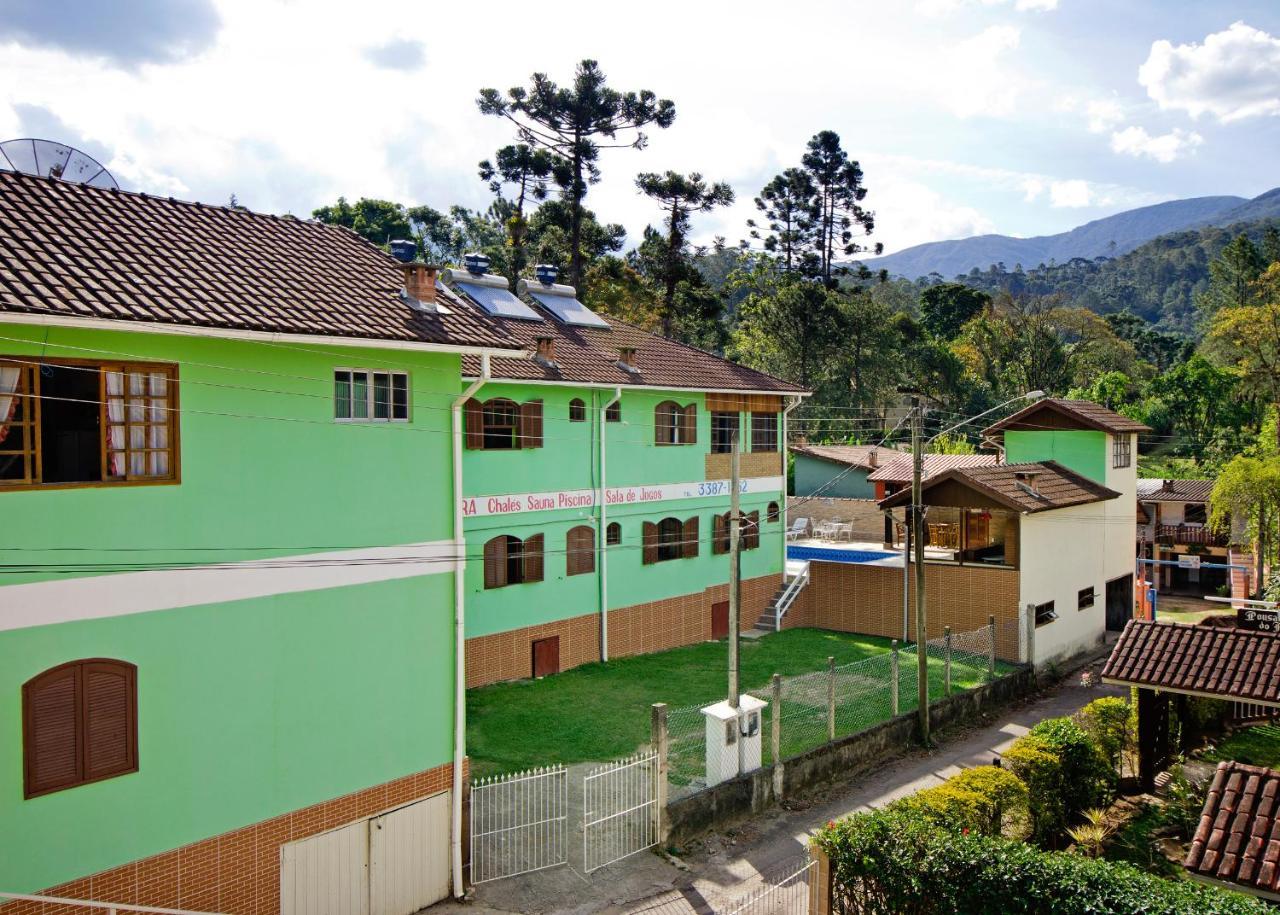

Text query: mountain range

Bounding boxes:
[862,187,1280,280]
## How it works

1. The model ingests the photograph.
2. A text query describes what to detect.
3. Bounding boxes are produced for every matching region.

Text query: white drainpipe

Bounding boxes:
[599,386,622,661]
[450,353,489,898]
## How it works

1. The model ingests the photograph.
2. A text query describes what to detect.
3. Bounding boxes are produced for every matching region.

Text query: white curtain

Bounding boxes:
[0,367,19,441]
[106,370,125,476]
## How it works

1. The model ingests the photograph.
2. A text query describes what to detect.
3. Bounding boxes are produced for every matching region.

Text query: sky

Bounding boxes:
[2,0,1278,257]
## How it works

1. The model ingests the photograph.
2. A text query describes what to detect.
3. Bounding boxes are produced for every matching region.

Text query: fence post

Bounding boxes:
[827,656,837,742]
[1024,603,1037,672]
[988,614,997,680]
[944,626,952,697]
[771,673,784,799]
[808,843,833,915]
[651,703,669,842]
[890,640,900,717]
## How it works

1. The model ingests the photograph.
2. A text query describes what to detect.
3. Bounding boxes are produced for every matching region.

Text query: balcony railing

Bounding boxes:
[1156,524,1229,547]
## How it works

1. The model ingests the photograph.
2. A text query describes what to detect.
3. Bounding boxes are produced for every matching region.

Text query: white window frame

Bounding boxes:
[334,368,410,423]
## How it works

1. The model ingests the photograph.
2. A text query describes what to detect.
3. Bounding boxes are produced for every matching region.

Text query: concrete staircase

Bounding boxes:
[754,561,810,632]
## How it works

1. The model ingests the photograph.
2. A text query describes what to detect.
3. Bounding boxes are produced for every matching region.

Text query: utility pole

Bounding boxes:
[728,433,741,709]
[911,395,929,745]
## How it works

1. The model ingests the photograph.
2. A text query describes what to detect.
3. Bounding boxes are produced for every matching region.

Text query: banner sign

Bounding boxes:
[1177,554,1201,569]
[1238,607,1280,633]
[461,476,786,519]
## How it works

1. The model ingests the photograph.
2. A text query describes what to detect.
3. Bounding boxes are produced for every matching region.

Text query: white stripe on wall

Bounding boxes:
[0,541,455,633]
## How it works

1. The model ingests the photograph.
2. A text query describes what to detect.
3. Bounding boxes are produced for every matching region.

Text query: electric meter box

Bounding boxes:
[701,694,768,787]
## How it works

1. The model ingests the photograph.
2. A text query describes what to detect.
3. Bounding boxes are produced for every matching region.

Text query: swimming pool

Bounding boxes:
[787,545,897,564]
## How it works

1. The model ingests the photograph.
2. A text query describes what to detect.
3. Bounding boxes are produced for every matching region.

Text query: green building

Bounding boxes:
[0,172,802,913]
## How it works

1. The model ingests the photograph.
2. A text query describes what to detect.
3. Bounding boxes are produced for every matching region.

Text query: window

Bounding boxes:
[483,534,544,588]
[1184,503,1207,524]
[711,511,760,552]
[1112,435,1131,469]
[566,525,595,576]
[465,397,543,450]
[767,501,780,524]
[751,412,778,452]
[606,522,621,546]
[605,402,621,423]
[0,359,178,489]
[1078,587,1095,610]
[1034,601,1058,626]
[23,659,137,798]
[334,369,408,422]
[643,516,699,564]
[569,398,586,422]
[711,411,739,454]
[655,401,697,446]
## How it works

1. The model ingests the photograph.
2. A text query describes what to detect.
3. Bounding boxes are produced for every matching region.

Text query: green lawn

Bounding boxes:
[1204,724,1280,769]
[467,627,1007,777]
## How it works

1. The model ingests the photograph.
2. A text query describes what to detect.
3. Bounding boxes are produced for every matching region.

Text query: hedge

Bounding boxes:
[1005,716,1115,845]
[816,808,1270,915]
[894,765,1027,837]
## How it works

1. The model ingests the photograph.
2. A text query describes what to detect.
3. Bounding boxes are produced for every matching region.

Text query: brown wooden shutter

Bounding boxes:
[654,403,671,445]
[682,516,700,559]
[642,522,659,565]
[712,513,728,555]
[23,665,81,797]
[465,398,484,450]
[681,404,697,444]
[523,533,544,582]
[519,400,544,448]
[83,661,136,781]
[483,536,508,589]
[567,526,595,576]
[745,511,761,550]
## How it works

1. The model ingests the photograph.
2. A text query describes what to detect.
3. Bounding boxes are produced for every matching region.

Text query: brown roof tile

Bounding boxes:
[983,397,1152,437]
[1138,478,1215,503]
[878,460,1120,513]
[1101,620,1280,704]
[1186,760,1280,897]
[789,444,902,470]
[0,169,519,351]
[867,452,999,483]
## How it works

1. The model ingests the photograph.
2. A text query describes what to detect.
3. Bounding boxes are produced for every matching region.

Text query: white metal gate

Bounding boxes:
[470,765,568,883]
[583,751,660,873]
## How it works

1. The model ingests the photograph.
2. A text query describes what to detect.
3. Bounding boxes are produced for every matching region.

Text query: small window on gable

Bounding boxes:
[1112,435,1131,469]
[606,401,621,423]
[335,369,409,422]
[566,525,595,576]
[569,399,586,423]
[606,522,621,546]
[23,659,138,798]
[1078,587,1095,610]
[767,501,780,524]
[1035,601,1058,626]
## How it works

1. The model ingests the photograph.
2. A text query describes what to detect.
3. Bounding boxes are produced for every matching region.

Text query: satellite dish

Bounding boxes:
[0,138,118,189]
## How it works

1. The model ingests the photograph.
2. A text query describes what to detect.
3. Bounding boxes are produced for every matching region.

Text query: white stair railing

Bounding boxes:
[773,562,810,630]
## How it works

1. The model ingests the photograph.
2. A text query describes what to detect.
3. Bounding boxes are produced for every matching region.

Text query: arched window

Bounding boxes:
[643,516,699,564]
[23,659,137,798]
[464,397,543,450]
[483,533,544,588]
[606,522,622,546]
[569,398,586,422]
[767,501,781,524]
[654,401,697,446]
[566,525,596,576]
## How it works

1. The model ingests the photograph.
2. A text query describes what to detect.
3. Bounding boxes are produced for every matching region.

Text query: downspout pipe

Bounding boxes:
[599,386,622,661]
[451,353,490,898]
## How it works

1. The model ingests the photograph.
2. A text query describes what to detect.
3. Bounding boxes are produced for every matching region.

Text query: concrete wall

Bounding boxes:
[1019,502,1111,664]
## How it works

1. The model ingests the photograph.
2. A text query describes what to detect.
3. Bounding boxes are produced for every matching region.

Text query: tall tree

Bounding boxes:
[1210,264,1280,445]
[1263,225,1280,267]
[747,169,816,274]
[478,144,555,282]
[312,197,412,245]
[730,264,846,394]
[800,130,880,285]
[1199,233,1265,313]
[478,60,675,287]
[919,283,991,339]
[635,170,734,337]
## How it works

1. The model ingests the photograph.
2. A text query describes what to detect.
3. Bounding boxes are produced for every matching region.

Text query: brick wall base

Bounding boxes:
[466,573,783,687]
[0,762,458,915]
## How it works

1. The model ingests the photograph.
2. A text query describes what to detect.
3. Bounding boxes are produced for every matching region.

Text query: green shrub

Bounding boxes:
[1160,763,1207,839]
[816,808,1270,915]
[1078,696,1132,771]
[895,765,1028,837]
[1004,717,1116,846]
[1004,734,1067,845]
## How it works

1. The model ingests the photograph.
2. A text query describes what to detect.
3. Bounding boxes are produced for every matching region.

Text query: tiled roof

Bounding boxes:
[790,444,901,470]
[1186,760,1280,897]
[878,460,1119,513]
[983,398,1151,437]
[450,285,806,394]
[0,168,518,350]
[1101,620,1280,704]
[1138,478,1215,503]
[867,452,999,483]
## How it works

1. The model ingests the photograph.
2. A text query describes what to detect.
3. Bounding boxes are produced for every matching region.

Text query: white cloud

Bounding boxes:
[1021,177,1045,202]
[1139,21,1280,122]
[1109,125,1203,164]
[941,26,1025,118]
[1049,180,1091,208]
[1014,0,1057,10]
[1085,98,1124,133]
[865,179,997,250]
[917,0,1056,15]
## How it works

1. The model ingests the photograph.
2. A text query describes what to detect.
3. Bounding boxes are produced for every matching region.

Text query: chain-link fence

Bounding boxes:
[664,621,1016,797]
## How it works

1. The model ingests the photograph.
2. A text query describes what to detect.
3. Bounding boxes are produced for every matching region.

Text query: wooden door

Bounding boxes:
[369,793,451,915]
[280,819,370,915]
[532,637,560,678]
[1106,574,1133,632]
[711,601,730,640]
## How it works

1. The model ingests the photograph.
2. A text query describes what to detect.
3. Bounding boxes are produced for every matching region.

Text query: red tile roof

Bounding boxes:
[867,452,998,483]
[1186,760,1280,897]
[789,444,902,470]
[983,398,1151,437]
[0,168,518,350]
[1101,620,1280,704]
[878,460,1119,513]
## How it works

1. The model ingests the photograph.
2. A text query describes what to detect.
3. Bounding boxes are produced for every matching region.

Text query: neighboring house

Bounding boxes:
[1185,760,1280,903]
[790,444,896,499]
[1137,478,1229,595]
[867,452,999,500]
[0,173,804,914]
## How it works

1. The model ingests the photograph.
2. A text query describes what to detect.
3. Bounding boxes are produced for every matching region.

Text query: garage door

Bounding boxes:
[281,792,450,915]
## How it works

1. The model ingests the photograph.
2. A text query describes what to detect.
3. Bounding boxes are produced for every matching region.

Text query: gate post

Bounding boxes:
[944,627,952,697]
[651,703,669,842]
[988,614,997,679]
[1023,603,1037,671]
[827,656,837,742]
[771,673,784,799]
[808,843,833,915]
[890,640,900,717]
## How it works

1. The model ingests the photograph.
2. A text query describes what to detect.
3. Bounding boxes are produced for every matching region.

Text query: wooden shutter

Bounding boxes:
[681,404,697,445]
[712,513,728,555]
[23,664,81,797]
[464,398,484,450]
[654,403,672,446]
[567,526,595,576]
[83,661,136,781]
[682,516,700,559]
[483,536,508,589]
[745,511,761,550]
[519,400,544,448]
[642,522,659,565]
[523,533,544,582]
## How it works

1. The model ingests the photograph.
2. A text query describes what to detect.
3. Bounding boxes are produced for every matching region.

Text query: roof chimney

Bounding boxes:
[1013,469,1044,499]
[617,346,639,373]
[868,448,878,469]
[534,336,557,367]
[1162,479,1174,492]
[400,263,438,310]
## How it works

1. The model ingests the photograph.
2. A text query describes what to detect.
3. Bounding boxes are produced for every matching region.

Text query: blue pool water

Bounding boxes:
[787,545,897,564]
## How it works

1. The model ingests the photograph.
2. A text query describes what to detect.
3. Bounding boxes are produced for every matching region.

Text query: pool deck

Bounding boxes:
[787,538,958,569]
